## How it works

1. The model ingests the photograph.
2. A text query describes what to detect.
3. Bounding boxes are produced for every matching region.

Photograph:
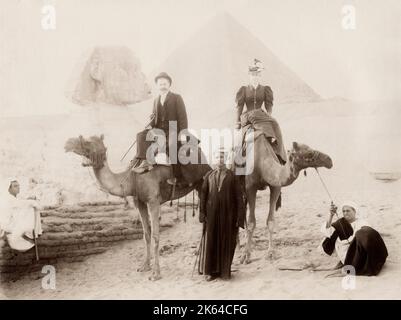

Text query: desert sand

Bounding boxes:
[1,99,400,299]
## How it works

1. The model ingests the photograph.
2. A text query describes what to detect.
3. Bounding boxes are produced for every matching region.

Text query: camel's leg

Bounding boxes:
[266,186,281,260]
[136,200,151,272]
[240,187,257,264]
[148,199,162,281]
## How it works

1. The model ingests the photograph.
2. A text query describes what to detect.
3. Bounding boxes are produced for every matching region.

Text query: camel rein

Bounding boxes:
[314,168,334,204]
[314,168,350,243]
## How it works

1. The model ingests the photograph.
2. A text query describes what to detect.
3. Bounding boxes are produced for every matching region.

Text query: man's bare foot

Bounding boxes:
[205,275,217,282]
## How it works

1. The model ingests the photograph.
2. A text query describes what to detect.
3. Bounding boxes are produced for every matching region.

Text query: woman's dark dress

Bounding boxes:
[235,85,287,163]
[235,85,274,123]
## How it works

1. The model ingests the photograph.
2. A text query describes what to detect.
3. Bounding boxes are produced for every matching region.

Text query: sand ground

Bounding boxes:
[1,171,400,300]
[1,100,400,299]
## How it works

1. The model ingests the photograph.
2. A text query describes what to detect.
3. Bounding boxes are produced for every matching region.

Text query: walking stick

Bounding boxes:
[176,198,180,220]
[192,190,195,217]
[33,210,39,261]
[184,196,187,223]
[191,223,205,278]
[170,180,176,207]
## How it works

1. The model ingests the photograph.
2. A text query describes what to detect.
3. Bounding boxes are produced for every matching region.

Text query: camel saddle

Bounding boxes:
[131,134,211,186]
[236,109,287,165]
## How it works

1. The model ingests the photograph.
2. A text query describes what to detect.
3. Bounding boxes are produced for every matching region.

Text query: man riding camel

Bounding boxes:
[132,72,189,186]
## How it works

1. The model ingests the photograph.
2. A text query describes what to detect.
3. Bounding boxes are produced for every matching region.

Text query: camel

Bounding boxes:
[239,135,333,264]
[64,134,210,280]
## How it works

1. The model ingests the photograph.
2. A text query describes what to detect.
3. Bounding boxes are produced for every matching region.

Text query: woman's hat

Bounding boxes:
[248,58,264,73]
[154,72,172,84]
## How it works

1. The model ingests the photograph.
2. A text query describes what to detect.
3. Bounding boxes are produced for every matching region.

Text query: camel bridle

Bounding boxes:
[79,136,107,169]
[290,149,320,168]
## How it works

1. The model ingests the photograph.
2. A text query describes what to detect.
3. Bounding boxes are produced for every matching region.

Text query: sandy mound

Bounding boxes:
[66,46,151,106]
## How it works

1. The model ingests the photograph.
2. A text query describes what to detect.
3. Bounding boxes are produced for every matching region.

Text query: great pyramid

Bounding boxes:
[152,12,320,127]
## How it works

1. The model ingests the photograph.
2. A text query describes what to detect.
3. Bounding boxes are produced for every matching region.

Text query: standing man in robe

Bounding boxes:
[198,148,246,281]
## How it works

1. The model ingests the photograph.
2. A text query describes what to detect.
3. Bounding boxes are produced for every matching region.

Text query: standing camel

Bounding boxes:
[65,134,210,280]
[239,135,333,264]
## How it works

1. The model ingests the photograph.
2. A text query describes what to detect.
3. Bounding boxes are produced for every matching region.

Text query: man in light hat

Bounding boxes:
[0,178,42,252]
[132,72,189,186]
[198,147,246,281]
[320,201,388,276]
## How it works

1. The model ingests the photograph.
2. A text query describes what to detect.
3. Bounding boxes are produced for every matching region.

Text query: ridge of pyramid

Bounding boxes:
[151,12,320,122]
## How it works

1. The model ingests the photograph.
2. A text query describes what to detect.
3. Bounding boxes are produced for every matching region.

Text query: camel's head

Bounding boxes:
[64,134,107,169]
[289,142,333,170]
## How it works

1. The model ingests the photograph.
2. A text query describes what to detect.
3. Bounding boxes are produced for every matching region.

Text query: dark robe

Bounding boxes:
[345,226,388,276]
[322,218,388,276]
[198,168,246,279]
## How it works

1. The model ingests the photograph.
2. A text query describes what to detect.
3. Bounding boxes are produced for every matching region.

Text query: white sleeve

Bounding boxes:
[320,222,335,238]
[345,219,370,243]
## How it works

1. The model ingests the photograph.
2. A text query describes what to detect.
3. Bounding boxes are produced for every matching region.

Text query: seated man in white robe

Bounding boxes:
[0,179,42,252]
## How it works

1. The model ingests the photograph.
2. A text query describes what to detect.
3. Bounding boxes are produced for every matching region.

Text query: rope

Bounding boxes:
[314,168,349,243]
[85,166,108,194]
[120,115,155,162]
[314,168,334,203]
[80,145,129,200]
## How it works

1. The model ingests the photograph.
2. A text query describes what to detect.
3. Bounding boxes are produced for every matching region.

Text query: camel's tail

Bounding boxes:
[276,193,282,211]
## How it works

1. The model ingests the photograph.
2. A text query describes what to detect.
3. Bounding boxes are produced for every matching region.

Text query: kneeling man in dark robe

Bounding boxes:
[321,201,388,276]
[198,148,246,281]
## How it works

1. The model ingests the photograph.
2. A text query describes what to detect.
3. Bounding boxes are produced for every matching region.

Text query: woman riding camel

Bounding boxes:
[235,59,286,164]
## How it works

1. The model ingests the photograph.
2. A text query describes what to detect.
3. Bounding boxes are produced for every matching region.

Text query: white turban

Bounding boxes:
[0,177,16,201]
[340,200,366,219]
[5,177,18,190]
[341,200,358,212]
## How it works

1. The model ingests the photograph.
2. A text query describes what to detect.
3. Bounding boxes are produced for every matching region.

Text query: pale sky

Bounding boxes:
[1,0,400,116]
